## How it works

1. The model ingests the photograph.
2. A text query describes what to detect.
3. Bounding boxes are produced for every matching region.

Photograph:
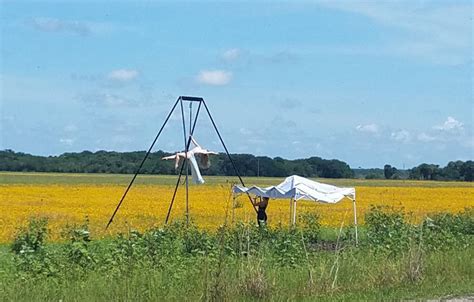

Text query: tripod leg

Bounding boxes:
[165,101,202,224]
[106,98,180,229]
[202,101,257,214]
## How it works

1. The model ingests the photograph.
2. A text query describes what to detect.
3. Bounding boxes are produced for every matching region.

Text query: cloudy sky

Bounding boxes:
[1,1,472,168]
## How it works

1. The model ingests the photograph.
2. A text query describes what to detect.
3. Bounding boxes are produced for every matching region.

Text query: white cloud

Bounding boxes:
[317,1,471,65]
[196,70,232,86]
[248,138,267,145]
[415,117,467,144]
[64,124,78,132]
[28,17,123,36]
[417,132,436,142]
[102,94,130,106]
[356,123,379,134]
[59,138,75,146]
[78,92,133,106]
[391,130,410,143]
[239,127,253,135]
[222,48,241,61]
[107,69,139,82]
[111,135,132,145]
[29,17,92,36]
[434,116,464,131]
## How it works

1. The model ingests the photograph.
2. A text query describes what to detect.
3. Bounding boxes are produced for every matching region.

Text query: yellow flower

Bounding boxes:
[0,182,472,242]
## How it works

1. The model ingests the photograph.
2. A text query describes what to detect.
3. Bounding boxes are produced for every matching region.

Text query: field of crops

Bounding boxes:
[1,172,473,301]
[1,172,473,242]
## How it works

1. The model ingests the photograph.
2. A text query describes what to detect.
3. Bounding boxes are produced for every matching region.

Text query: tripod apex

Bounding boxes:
[180,96,204,102]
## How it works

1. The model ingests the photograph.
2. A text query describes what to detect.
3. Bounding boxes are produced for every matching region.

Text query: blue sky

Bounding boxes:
[1,1,472,168]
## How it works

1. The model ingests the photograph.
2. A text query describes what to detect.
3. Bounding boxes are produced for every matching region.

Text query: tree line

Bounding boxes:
[383,162,474,181]
[0,149,354,178]
[1,150,472,181]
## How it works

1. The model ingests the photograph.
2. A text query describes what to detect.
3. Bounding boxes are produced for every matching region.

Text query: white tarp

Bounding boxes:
[232,175,355,203]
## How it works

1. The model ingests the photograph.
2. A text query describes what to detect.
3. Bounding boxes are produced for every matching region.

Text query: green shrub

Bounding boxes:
[11,217,58,277]
[299,212,321,244]
[422,208,473,250]
[365,206,412,256]
[11,217,48,255]
[269,226,305,267]
[9,209,471,283]
[106,229,149,268]
[63,218,96,269]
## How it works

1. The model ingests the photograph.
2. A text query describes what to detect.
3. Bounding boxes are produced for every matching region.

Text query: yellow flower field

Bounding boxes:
[0,182,473,242]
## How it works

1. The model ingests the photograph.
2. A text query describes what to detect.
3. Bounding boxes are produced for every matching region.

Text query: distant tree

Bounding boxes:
[320,160,353,178]
[460,161,474,181]
[419,163,440,180]
[409,167,421,180]
[384,164,398,179]
[441,161,463,180]
[410,163,441,180]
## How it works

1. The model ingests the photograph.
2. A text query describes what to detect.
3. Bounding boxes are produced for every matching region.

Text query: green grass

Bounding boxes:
[0,242,472,301]
[1,171,473,187]
[0,210,472,301]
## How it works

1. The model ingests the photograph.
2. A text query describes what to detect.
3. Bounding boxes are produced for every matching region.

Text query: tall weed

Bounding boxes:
[11,217,58,277]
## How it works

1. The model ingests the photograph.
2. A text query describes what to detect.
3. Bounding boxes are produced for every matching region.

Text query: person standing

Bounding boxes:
[252,196,269,226]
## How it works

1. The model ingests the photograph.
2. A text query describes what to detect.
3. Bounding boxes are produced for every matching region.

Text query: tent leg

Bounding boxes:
[231,193,236,224]
[292,199,297,226]
[352,198,358,245]
[289,198,293,225]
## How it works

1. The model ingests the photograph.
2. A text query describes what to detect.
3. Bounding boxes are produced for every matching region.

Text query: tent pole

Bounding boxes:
[352,198,358,245]
[293,199,297,226]
[231,193,235,224]
[289,198,293,225]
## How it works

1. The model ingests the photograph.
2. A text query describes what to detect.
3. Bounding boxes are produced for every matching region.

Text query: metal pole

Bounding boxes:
[289,198,293,225]
[106,98,180,229]
[165,156,187,224]
[187,102,192,225]
[165,101,202,224]
[201,100,258,214]
[293,199,297,225]
[189,102,193,137]
[231,193,236,224]
[180,100,190,226]
[353,198,358,245]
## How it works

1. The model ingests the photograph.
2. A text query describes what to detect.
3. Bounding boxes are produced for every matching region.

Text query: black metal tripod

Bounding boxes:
[106,96,256,229]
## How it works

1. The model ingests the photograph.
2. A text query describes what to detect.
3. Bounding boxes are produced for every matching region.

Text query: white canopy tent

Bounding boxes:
[232,175,358,243]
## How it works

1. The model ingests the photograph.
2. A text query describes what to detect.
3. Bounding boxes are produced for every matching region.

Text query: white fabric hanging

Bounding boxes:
[188,154,204,184]
[162,137,217,184]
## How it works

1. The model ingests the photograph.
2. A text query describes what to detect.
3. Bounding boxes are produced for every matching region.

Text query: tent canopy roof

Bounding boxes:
[233,175,355,204]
